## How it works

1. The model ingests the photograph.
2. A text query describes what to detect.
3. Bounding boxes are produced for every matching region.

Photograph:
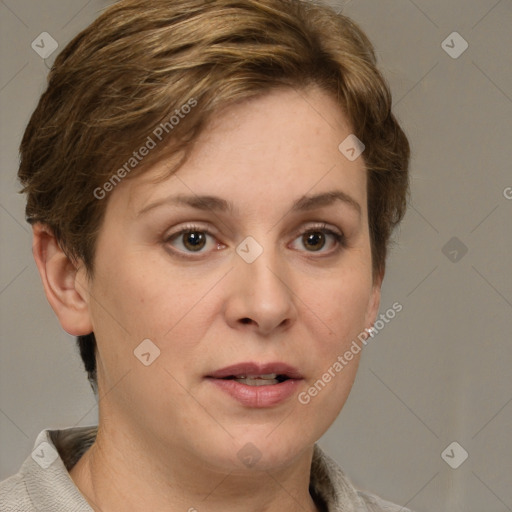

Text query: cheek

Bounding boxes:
[298,278,370,429]
[308,270,372,343]
[89,249,219,365]
[87,255,212,404]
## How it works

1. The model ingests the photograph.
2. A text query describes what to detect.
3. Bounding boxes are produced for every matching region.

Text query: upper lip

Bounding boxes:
[207,362,303,379]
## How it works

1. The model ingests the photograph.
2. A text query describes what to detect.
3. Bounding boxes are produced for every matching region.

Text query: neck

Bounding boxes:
[69,426,321,512]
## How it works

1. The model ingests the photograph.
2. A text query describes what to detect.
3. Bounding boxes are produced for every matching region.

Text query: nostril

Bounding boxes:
[240,318,252,324]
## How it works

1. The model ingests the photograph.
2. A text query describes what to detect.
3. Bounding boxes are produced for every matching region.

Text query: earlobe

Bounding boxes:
[32,223,93,336]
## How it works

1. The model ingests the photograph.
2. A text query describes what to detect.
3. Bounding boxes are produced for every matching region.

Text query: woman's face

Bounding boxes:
[79,86,381,471]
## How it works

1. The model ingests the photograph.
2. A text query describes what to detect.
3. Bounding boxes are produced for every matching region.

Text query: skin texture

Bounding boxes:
[33,86,382,512]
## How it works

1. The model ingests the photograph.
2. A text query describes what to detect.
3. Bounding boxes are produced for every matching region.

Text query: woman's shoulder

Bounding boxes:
[311,444,416,512]
[0,426,96,512]
[0,471,32,512]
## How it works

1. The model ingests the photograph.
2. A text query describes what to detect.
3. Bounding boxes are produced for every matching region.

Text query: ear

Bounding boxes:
[32,223,93,336]
[364,270,383,329]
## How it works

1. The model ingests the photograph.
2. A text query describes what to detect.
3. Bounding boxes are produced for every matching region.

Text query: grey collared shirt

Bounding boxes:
[0,426,414,511]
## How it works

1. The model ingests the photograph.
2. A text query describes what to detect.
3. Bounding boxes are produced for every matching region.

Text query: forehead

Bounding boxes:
[119,86,367,219]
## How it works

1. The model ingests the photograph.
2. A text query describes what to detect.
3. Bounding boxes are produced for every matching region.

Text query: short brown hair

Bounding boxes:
[18,0,410,393]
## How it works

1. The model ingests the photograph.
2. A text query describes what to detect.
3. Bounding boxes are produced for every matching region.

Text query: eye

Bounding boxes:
[164,222,345,259]
[289,224,345,254]
[165,224,222,257]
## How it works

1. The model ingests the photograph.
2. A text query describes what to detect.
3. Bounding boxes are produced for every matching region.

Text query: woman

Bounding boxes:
[0,0,412,510]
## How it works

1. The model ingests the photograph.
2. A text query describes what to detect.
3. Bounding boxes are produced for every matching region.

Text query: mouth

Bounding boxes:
[218,373,291,386]
[206,362,303,385]
[206,362,303,407]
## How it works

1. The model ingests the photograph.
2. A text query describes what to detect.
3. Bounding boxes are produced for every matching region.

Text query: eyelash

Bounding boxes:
[164,223,346,259]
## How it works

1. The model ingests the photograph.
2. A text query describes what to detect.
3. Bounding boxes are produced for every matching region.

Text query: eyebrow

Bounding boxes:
[137,190,362,217]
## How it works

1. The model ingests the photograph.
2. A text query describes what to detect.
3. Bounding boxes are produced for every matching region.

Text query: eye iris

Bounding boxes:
[183,231,206,251]
[303,232,325,251]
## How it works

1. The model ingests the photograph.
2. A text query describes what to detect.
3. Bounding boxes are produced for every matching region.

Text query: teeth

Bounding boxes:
[234,377,279,386]
[234,373,277,380]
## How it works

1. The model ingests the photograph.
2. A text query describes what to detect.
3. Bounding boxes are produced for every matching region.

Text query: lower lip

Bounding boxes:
[207,378,301,408]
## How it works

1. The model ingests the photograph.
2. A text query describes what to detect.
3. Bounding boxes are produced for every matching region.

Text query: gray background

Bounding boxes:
[1,0,511,511]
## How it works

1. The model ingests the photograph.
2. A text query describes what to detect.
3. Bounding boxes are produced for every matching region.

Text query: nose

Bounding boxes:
[223,244,297,337]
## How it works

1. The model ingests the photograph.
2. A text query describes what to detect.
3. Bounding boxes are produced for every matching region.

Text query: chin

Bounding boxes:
[227,430,315,472]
